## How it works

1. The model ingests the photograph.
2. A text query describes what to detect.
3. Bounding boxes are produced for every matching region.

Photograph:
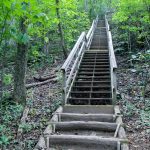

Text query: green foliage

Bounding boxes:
[0,135,10,146]
[3,74,13,86]
[112,0,150,52]
[0,102,23,148]
[123,101,137,117]
[19,123,33,133]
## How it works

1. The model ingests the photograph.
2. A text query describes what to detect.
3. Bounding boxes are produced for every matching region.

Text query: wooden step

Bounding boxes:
[68,98,112,105]
[87,49,109,52]
[90,46,108,49]
[79,65,110,68]
[58,113,114,122]
[82,59,109,62]
[46,135,124,150]
[76,76,110,79]
[79,68,110,72]
[80,62,110,66]
[76,78,110,82]
[51,121,117,131]
[72,86,111,91]
[74,81,111,84]
[77,72,110,76]
[85,50,108,53]
[70,91,112,98]
[70,93,111,99]
[74,81,111,87]
[63,105,114,114]
[71,91,111,94]
[83,56,109,59]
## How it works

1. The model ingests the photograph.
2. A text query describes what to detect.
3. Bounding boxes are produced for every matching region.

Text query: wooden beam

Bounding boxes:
[63,105,114,114]
[57,113,114,122]
[50,121,117,131]
[46,134,128,147]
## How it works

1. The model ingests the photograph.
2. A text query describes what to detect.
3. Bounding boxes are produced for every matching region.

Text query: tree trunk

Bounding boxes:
[85,0,88,12]
[0,41,7,102]
[55,0,68,58]
[13,18,28,106]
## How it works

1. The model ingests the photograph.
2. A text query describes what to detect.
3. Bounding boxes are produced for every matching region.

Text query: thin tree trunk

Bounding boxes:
[85,0,88,12]
[0,11,9,102]
[0,62,4,102]
[55,0,67,58]
[0,41,7,102]
[13,17,28,106]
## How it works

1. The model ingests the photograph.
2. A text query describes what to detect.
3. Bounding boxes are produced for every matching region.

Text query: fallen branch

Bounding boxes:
[26,77,57,89]
[34,74,56,82]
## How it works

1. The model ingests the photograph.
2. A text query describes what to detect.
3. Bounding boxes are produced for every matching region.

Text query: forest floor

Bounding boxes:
[116,54,150,150]
[0,59,64,150]
[0,54,149,150]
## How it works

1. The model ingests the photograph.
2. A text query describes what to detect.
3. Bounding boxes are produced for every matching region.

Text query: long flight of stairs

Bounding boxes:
[35,19,128,150]
[68,20,111,106]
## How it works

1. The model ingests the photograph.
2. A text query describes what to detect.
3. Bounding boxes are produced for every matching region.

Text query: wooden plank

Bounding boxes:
[46,134,128,146]
[114,123,121,137]
[57,113,114,122]
[108,31,117,69]
[50,121,117,132]
[63,105,114,114]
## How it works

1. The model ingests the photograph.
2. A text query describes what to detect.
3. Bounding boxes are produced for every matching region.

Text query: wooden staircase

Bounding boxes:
[35,16,129,150]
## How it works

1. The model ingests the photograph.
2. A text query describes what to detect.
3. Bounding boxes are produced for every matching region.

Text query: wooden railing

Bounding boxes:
[61,17,98,104]
[105,15,117,104]
[86,16,99,49]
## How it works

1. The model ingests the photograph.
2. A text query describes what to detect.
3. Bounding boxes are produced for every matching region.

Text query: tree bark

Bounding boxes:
[13,17,28,106]
[55,0,67,58]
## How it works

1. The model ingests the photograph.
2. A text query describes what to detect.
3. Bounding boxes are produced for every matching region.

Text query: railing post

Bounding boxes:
[62,69,66,105]
[113,69,117,104]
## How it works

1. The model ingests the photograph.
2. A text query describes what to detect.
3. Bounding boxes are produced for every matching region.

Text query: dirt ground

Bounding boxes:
[116,55,150,150]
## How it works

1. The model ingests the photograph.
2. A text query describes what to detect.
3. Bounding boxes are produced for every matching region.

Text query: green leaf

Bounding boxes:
[22,33,30,44]
[44,37,49,43]
[0,135,9,145]
[3,74,12,85]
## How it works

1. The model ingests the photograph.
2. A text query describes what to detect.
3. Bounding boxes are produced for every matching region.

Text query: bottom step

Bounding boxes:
[46,135,125,150]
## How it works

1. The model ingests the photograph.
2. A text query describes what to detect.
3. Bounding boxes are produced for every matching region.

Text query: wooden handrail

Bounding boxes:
[86,16,99,49]
[61,17,98,104]
[105,16,117,69]
[105,15,117,104]
[61,32,86,71]
[86,20,95,40]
